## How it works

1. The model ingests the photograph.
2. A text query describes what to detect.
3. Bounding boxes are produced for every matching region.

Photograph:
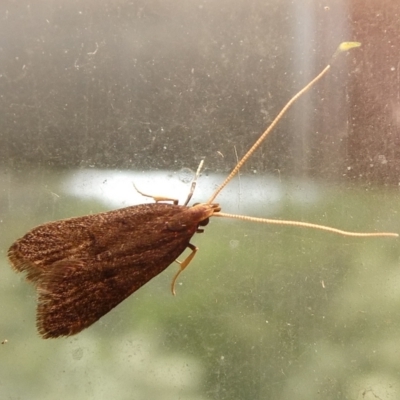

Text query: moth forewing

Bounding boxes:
[8,203,216,338]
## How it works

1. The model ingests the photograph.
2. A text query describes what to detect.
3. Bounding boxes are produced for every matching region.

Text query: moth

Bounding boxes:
[8,42,398,339]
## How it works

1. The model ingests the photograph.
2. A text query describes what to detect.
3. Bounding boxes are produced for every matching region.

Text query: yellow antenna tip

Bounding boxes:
[330,42,361,63]
[338,41,361,52]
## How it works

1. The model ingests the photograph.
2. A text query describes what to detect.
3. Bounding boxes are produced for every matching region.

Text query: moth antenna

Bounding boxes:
[207,42,361,204]
[183,159,204,206]
[213,212,399,238]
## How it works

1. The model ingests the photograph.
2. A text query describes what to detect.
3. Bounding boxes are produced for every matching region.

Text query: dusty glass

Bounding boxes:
[1,1,399,399]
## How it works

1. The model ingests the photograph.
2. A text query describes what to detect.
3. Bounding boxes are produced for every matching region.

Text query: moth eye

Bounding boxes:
[199,218,209,227]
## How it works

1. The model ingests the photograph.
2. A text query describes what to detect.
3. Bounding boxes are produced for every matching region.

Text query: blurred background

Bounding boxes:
[1,0,400,399]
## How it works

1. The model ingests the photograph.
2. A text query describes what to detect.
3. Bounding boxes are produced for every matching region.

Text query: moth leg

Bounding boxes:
[133,183,178,205]
[171,243,198,295]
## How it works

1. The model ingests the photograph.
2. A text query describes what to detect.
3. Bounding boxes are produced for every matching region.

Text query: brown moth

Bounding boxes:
[8,42,398,339]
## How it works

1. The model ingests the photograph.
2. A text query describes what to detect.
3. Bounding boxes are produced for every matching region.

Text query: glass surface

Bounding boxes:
[1,1,400,399]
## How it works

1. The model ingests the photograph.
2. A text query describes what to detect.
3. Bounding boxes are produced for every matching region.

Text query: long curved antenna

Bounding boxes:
[213,212,398,238]
[207,42,361,204]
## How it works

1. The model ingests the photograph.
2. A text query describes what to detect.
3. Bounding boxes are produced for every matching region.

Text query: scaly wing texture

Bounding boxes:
[8,203,209,337]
